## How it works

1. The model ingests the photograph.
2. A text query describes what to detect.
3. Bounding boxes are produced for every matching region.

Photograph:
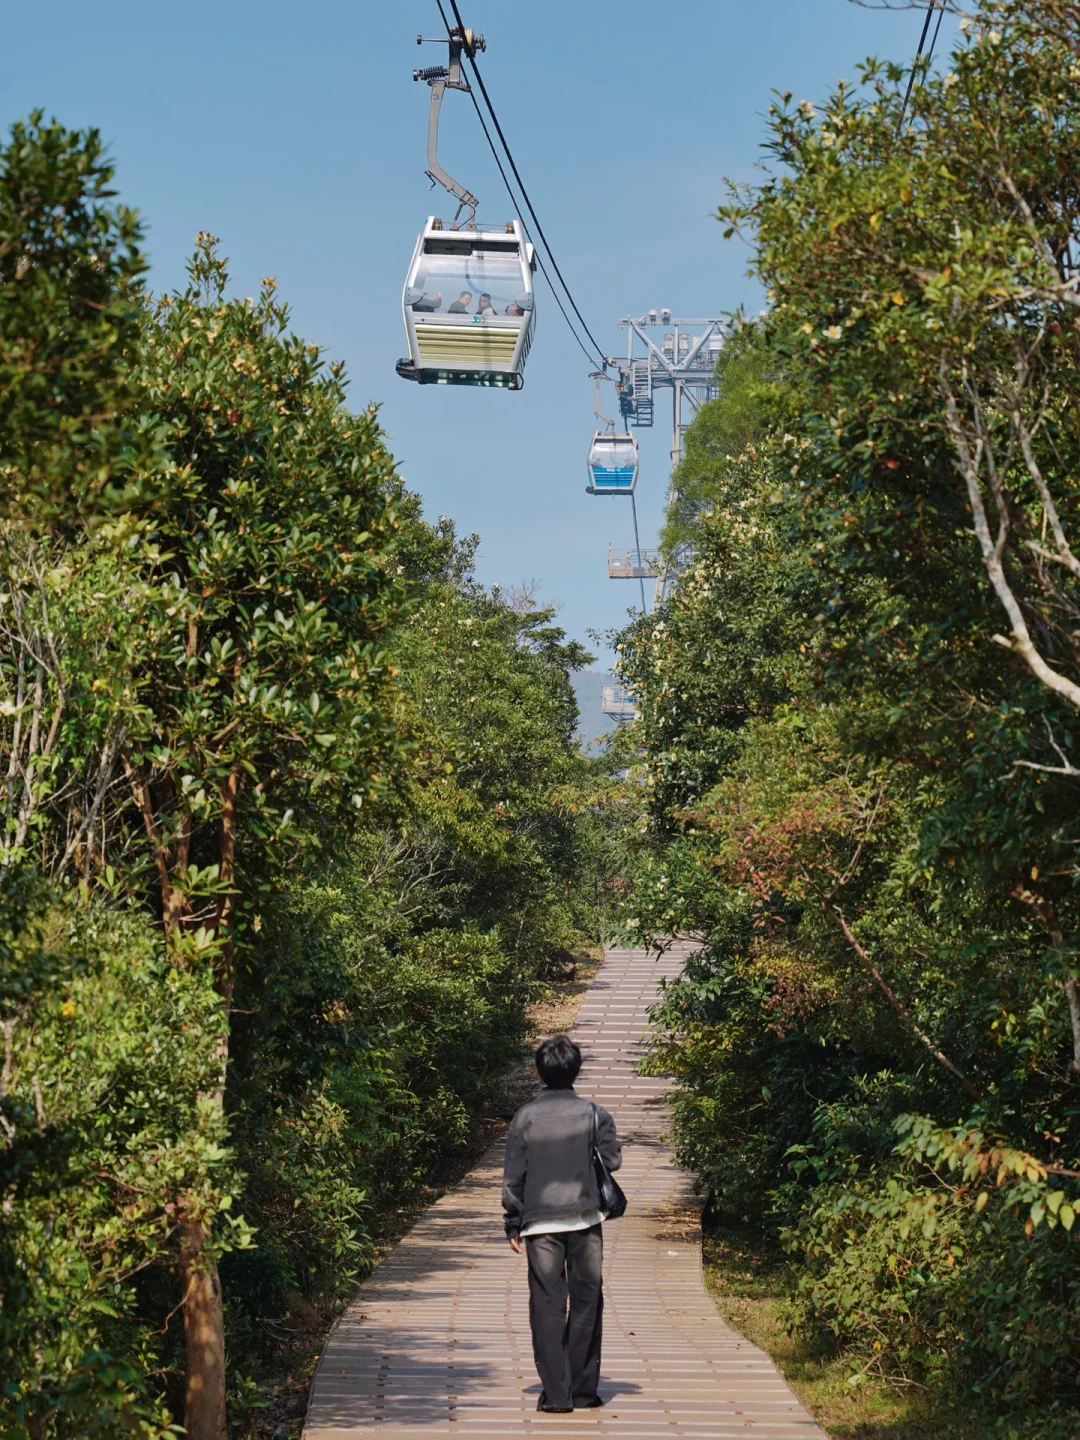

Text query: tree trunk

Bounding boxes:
[131,745,240,1432]
[180,1217,228,1440]
[182,764,242,1435]
[214,764,242,1001]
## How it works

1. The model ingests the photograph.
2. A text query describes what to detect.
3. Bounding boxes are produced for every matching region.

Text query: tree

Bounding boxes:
[0,889,236,1440]
[745,10,1080,710]
[719,0,1080,1063]
[0,115,613,1432]
[0,113,159,522]
[108,238,403,1439]
[661,321,786,556]
[612,2,1080,1416]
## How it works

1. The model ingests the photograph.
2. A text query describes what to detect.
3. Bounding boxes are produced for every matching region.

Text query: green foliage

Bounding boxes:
[786,1123,1080,1409]
[0,114,159,522]
[0,113,611,1433]
[112,235,404,958]
[614,5,1080,1425]
[661,321,788,555]
[222,536,604,1353]
[723,3,1080,736]
[1,897,239,1437]
[393,578,596,951]
[0,527,144,873]
[225,873,530,1314]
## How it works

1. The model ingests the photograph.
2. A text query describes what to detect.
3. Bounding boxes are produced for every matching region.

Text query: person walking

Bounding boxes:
[502,1035,622,1413]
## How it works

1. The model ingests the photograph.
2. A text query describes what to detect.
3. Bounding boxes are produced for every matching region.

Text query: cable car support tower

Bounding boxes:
[613,310,725,606]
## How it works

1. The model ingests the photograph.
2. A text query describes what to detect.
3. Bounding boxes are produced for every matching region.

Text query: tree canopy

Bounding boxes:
[0,122,610,1439]
[613,4,1080,1426]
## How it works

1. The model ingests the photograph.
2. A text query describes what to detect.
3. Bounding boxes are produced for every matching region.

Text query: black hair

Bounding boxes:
[535,1035,582,1089]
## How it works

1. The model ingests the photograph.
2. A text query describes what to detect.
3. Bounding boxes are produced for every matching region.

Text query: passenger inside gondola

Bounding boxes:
[410,290,444,312]
[411,254,525,317]
[406,250,533,329]
[398,222,535,387]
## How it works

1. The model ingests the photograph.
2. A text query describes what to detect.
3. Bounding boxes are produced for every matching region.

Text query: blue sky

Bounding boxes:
[6,1,954,666]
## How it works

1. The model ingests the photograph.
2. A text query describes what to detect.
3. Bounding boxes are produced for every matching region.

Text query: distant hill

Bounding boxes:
[571,669,619,753]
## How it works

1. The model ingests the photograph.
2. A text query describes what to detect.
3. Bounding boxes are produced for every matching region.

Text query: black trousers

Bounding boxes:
[524,1224,603,1409]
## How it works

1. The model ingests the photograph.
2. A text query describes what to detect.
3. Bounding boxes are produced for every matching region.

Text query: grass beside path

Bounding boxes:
[701,1226,976,1440]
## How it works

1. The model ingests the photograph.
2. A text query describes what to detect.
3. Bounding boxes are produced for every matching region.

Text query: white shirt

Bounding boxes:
[519,1209,605,1238]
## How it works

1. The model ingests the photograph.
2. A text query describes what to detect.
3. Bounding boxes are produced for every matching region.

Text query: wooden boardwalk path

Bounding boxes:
[304,943,825,1439]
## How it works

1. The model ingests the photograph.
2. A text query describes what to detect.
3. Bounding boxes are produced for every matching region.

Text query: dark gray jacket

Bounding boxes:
[501,1086,622,1239]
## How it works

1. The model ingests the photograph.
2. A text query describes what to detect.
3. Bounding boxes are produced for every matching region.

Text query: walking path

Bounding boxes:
[304,942,825,1439]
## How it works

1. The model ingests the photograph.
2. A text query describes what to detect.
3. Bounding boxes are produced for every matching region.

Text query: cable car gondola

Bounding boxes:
[396,23,537,390]
[586,431,639,495]
[396,219,536,389]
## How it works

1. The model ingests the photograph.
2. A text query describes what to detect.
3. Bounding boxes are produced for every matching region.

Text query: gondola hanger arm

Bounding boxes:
[414,26,485,230]
[592,370,614,432]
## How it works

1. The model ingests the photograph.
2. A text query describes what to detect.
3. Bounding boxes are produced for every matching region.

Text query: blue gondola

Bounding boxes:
[586,431,639,495]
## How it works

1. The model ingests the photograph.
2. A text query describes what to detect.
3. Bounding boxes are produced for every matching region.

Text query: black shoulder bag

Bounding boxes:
[591,1103,627,1219]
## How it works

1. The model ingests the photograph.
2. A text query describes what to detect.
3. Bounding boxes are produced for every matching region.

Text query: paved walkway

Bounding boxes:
[305,943,825,1439]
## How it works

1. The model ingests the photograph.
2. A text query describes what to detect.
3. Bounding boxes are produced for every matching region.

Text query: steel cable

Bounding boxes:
[630,492,647,613]
[924,2,946,70]
[431,0,602,370]
[897,0,940,133]
[442,0,608,369]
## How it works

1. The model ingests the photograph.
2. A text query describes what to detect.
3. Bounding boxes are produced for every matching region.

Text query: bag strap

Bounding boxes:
[590,1101,598,1148]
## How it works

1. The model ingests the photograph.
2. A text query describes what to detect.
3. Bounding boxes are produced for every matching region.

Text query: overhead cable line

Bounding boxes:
[924,2,946,69]
[441,0,608,370]
[630,493,647,614]
[433,2,600,371]
[897,0,940,133]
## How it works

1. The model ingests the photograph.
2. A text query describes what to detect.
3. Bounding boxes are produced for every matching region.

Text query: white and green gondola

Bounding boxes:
[397,219,535,389]
[397,26,537,390]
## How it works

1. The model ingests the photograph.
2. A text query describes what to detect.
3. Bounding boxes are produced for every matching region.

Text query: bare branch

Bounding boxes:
[831,906,983,1100]
[1010,885,1080,1073]
[941,369,1080,710]
[55,722,127,875]
[1014,418,1080,580]
[1004,714,1080,780]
